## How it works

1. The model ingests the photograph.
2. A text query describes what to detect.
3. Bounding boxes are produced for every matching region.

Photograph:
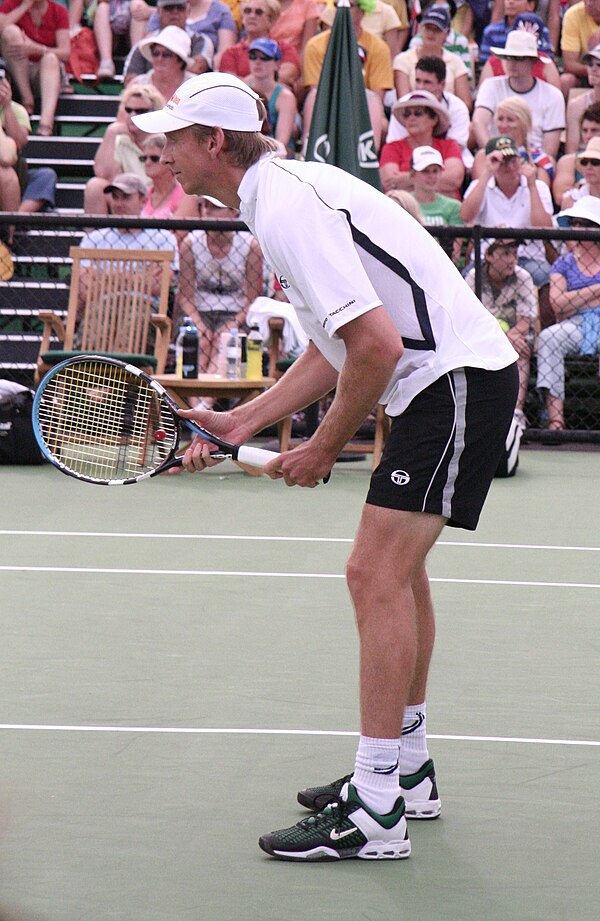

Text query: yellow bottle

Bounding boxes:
[246,325,263,380]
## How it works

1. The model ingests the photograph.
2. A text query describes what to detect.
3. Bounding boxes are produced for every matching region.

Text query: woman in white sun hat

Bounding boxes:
[472,28,565,162]
[131,25,196,100]
[561,136,600,209]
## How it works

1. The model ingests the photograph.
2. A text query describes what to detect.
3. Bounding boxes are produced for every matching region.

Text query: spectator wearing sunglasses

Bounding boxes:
[131,25,196,100]
[84,83,164,214]
[144,0,237,71]
[245,37,297,154]
[537,196,600,430]
[561,136,600,209]
[219,0,301,92]
[123,0,214,87]
[554,101,600,205]
[139,133,199,228]
[478,13,560,90]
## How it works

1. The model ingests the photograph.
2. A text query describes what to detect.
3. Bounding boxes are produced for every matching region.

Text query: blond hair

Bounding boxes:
[386,190,424,224]
[496,96,532,153]
[120,83,166,113]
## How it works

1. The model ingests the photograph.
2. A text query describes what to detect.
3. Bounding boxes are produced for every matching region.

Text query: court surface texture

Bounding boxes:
[0,448,598,921]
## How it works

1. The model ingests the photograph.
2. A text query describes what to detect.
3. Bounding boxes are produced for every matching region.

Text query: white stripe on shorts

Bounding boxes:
[441,369,467,519]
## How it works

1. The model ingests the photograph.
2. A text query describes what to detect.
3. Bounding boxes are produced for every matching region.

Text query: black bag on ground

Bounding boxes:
[0,387,45,465]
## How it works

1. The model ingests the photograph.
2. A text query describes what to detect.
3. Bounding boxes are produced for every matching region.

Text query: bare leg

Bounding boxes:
[84,176,110,214]
[346,506,444,739]
[0,26,34,112]
[37,52,61,132]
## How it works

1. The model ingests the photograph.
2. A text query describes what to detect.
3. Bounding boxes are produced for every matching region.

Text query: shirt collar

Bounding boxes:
[237,152,277,227]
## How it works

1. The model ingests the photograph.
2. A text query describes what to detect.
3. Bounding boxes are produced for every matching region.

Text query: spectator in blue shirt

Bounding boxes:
[479,0,539,64]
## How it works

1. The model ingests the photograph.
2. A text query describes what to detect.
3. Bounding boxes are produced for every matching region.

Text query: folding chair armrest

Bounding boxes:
[150,313,172,375]
[38,311,66,354]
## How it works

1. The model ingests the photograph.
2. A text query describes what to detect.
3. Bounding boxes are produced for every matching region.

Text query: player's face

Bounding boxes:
[162,125,212,194]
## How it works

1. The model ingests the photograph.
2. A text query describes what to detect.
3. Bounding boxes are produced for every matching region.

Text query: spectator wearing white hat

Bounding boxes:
[537,195,600,430]
[561,135,600,209]
[565,44,600,153]
[123,0,214,87]
[130,25,196,100]
[409,145,463,225]
[380,90,464,196]
[472,29,565,161]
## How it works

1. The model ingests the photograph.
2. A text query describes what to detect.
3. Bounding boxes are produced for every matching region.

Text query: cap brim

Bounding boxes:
[131,109,194,134]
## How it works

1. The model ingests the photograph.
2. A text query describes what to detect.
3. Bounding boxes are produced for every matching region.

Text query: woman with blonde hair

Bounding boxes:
[84,83,165,214]
[471,95,554,188]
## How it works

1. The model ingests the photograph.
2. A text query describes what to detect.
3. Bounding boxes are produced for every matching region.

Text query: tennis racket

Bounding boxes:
[32,355,281,485]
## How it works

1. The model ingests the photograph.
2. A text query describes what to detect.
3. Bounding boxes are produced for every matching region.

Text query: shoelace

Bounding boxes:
[299,797,348,832]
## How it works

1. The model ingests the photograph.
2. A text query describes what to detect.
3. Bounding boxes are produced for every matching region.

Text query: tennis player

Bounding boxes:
[133,73,519,862]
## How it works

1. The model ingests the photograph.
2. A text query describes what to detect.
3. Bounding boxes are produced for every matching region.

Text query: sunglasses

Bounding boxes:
[242,6,266,13]
[403,107,431,117]
[125,106,151,115]
[151,48,175,59]
[506,55,536,62]
[579,158,600,166]
[588,59,600,67]
[139,154,161,163]
[249,50,273,61]
[162,2,187,9]
[569,218,598,227]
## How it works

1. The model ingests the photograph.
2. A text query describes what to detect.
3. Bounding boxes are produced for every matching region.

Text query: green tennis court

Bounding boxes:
[0,448,598,921]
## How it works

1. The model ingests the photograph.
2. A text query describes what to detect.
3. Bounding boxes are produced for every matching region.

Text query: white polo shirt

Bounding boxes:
[237,155,516,416]
[474,76,565,151]
[462,174,554,261]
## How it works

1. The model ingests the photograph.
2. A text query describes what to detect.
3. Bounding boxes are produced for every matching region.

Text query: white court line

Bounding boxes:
[0,564,598,589]
[0,724,598,747]
[0,530,599,553]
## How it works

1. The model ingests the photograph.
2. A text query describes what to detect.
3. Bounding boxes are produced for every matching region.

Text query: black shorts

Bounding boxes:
[366,363,519,531]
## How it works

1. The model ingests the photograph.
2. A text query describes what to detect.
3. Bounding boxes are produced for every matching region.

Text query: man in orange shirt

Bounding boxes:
[561,0,600,95]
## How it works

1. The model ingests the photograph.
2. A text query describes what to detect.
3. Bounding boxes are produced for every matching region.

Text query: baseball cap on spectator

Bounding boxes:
[491,30,539,59]
[411,146,444,170]
[482,236,519,258]
[420,6,451,30]
[511,13,554,58]
[132,73,262,134]
[583,43,600,65]
[139,25,193,66]
[485,135,520,158]
[248,37,282,61]
[558,195,600,227]
[104,173,149,195]
[392,90,450,137]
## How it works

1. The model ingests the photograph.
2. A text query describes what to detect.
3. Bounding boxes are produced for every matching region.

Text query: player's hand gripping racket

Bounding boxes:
[32,355,281,485]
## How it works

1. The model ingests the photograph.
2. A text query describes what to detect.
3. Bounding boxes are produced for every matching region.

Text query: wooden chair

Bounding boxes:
[267,317,390,468]
[35,246,173,382]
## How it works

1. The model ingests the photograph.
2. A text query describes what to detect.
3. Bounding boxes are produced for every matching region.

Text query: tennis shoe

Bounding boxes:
[297,759,441,820]
[259,783,411,861]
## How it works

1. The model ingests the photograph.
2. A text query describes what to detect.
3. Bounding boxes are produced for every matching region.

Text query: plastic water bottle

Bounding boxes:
[246,324,263,380]
[225,327,240,379]
[175,321,199,379]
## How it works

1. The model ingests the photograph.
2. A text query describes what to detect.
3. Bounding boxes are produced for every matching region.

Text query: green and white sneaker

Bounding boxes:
[259,783,411,861]
[297,759,441,820]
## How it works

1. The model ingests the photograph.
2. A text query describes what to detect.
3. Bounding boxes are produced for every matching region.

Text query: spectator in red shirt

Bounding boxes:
[219,0,301,91]
[0,0,70,135]
[379,90,464,197]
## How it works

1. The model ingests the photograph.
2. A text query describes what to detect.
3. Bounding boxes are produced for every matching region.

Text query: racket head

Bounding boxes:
[33,355,183,485]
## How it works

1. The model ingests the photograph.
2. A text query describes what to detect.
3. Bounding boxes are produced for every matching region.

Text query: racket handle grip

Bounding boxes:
[236,445,280,468]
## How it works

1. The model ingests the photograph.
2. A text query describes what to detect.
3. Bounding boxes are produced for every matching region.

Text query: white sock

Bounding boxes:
[351,735,401,815]
[399,703,429,775]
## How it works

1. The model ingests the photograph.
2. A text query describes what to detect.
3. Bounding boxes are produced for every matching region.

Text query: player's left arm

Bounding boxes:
[264,306,403,486]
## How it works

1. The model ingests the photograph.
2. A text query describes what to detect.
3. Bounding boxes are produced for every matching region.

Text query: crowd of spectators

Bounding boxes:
[2,0,600,430]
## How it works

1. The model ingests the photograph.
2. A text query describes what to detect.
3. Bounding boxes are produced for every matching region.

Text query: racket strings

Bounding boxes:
[37,361,178,480]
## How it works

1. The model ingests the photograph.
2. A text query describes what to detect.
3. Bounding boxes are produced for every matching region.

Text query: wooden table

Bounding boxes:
[153,374,276,408]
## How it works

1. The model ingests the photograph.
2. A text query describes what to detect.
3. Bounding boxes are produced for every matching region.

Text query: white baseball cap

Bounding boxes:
[411,145,444,171]
[132,72,262,134]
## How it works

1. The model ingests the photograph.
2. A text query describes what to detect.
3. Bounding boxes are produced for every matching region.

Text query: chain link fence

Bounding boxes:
[1,214,599,442]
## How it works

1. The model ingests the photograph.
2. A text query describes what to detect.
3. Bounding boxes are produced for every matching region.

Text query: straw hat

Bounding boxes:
[392,90,450,138]
[576,136,600,163]
[139,25,193,67]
